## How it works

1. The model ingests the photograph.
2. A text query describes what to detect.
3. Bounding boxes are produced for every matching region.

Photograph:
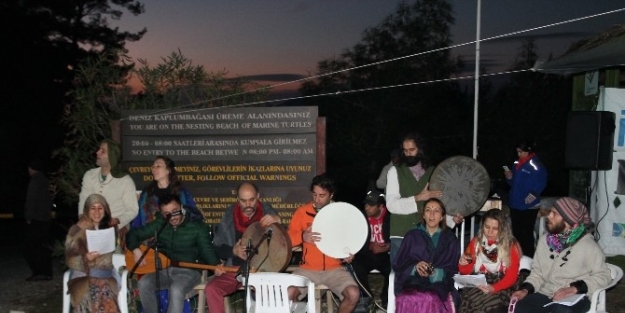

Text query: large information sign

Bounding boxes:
[120,107,318,225]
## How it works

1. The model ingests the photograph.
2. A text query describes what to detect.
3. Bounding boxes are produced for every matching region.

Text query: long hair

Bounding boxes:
[401,131,430,168]
[82,194,112,229]
[100,139,126,178]
[474,209,519,267]
[421,198,447,230]
[146,156,181,197]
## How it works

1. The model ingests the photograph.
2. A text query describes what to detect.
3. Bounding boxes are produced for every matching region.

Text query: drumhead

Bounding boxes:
[429,156,490,216]
[312,202,368,259]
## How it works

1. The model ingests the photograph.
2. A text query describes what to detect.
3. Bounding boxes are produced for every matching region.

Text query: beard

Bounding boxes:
[547,219,566,234]
[401,154,422,167]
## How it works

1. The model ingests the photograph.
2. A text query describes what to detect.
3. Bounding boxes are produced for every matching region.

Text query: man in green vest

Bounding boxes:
[385,132,463,261]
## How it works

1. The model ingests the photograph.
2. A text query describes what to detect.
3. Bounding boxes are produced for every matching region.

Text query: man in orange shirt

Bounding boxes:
[287,174,360,313]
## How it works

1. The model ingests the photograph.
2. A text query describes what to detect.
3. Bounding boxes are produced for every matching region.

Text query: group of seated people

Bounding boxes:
[392,197,613,313]
[64,153,613,313]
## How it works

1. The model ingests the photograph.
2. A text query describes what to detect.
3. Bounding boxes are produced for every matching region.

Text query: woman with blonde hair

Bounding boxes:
[65,194,120,313]
[458,208,522,313]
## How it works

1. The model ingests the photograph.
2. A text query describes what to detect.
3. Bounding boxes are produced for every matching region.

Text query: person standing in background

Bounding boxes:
[504,139,547,257]
[386,132,462,262]
[131,155,202,228]
[376,148,401,191]
[78,139,138,248]
[24,159,53,281]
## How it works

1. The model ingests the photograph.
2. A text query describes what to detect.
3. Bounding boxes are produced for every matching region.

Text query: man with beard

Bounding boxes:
[510,197,611,313]
[127,193,220,313]
[288,174,360,313]
[204,182,280,313]
[385,132,462,261]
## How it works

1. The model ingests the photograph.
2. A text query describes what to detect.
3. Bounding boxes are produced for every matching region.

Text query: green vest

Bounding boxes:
[390,164,434,237]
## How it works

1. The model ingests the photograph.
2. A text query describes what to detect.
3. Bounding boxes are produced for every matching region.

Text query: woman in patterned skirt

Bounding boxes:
[393,198,460,313]
[458,209,522,313]
[65,194,120,313]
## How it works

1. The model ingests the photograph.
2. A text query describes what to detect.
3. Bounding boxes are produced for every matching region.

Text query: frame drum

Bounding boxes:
[429,156,490,216]
[312,202,368,259]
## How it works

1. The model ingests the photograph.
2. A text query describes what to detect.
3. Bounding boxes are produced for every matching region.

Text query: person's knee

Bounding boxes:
[288,286,301,301]
[343,286,360,304]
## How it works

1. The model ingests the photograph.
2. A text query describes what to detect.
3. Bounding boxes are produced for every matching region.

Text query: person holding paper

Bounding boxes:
[510,197,611,313]
[65,194,120,312]
[393,198,460,313]
[457,208,522,313]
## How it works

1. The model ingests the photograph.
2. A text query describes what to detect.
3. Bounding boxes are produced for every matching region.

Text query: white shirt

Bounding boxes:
[78,167,139,229]
[385,166,457,228]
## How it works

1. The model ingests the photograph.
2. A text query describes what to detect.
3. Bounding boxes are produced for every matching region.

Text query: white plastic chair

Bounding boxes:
[245,272,315,313]
[588,263,623,313]
[62,253,129,313]
[386,235,404,313]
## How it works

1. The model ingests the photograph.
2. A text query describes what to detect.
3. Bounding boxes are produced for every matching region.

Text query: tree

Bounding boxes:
[477,39,571,196]
[53,51,269,204]
[0,0,146,213]
[299,0,467,201]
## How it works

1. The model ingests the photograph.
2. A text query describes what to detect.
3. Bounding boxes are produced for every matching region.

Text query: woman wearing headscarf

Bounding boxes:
[393,198,460,313]
[458,209,522,313]
[65,194,120,313]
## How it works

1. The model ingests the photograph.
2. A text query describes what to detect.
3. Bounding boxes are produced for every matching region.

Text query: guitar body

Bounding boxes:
[125,244,171,275]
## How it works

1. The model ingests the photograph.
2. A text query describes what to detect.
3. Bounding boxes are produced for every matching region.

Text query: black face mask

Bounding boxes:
[402,155,421,167]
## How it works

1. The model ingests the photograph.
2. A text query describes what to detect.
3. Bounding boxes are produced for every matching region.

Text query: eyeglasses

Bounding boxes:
[508,297,518,313]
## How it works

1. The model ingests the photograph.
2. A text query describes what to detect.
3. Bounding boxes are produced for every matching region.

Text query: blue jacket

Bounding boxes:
[507,155,547,210]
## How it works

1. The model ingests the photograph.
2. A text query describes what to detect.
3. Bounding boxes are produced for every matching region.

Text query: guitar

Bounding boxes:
[125,245,242,274]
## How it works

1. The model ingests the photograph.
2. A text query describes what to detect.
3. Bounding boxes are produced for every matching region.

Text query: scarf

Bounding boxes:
[515,152,536,170]
[233,202,264,234]
[546,224,586,253]
[476,236,503,274]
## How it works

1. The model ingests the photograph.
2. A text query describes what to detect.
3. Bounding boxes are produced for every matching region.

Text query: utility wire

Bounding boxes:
[121,7,624,119]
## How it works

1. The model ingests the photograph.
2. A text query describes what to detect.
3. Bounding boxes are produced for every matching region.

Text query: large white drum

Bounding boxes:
[312,202,368,259]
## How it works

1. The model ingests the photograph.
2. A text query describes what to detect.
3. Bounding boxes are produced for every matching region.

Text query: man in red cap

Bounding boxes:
[510,197,612,313]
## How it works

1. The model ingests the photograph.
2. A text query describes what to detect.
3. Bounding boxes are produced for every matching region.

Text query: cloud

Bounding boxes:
[238,73,307,82]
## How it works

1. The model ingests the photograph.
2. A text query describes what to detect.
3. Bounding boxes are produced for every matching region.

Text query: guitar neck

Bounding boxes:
[175,261,241,273]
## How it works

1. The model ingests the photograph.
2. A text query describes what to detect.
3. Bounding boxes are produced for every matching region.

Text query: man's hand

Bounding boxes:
[552,286,578,301]
[233,239,247,259]
[414,183,443,202]
[132,248,146,266]
[302,226,321,244]
[452,214,464,225]
[260,214,280,227]
[511,289,528,301]
[371,243,390,254]
[214,263,226,277]
[343,253,355,264]
[109,218,120,227]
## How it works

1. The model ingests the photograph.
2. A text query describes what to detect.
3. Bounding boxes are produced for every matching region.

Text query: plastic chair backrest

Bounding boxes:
[588,263,623,313]
[245,273,315,313]
[62,253,129,313]
[387,236,404,313]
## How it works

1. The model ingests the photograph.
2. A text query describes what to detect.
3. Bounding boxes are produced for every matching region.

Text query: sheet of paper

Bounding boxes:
[86,227,116,254]
[453,274,487,287]
[543,294,584,307]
